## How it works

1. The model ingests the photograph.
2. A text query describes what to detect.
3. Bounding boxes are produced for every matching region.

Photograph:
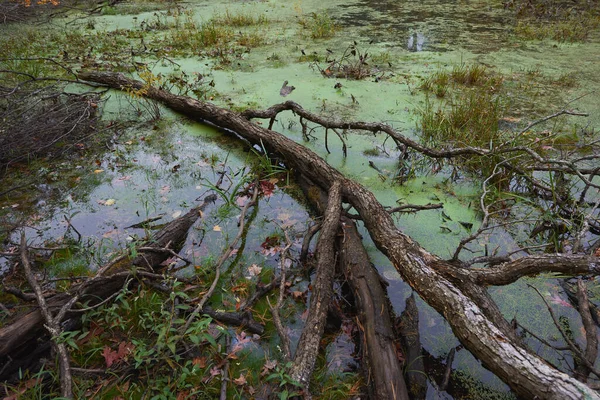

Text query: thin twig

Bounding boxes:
[528,284,600,380]
[181,184,259,335]
[20,231,73,398]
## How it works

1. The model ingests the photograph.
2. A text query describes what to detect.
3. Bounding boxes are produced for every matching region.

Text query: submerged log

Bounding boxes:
[398,293,427,399]
[338,216,409,400]
[76,71,600,400]
[0,195,215,379]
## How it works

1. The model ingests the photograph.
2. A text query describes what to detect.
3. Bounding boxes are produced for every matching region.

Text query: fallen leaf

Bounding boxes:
[94,169,104,174]
[213,225,222,232]
[104,199,116,206]
[192,356,207,368]
[248,264,262,276]
[172,210,182,218]
[233,373,247,386]
[261,359,277,376]
[291,290,305,300]
[236,195,249,207]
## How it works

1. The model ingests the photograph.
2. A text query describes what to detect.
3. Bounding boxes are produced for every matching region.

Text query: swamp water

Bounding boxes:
[1,0,599,397]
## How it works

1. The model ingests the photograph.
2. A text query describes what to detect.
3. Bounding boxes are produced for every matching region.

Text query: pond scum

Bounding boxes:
[0,0,600,398]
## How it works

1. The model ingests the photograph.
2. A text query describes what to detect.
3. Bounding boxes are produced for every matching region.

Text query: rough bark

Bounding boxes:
[291,181,342,387]
[76,71,600,400]
[0,195,215,378]
[338,216,409,400]
[398,293,427,399]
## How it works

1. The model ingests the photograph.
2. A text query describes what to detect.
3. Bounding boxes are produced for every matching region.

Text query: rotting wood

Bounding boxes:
[0,194,217,380]
[297,175,409,399]
[398,293,427,399]
[338,215,409,400]
[290,181,342,388]
[75,71,600,400]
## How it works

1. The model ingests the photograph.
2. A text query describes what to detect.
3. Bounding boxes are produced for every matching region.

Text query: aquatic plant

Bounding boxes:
[299,11,338,39]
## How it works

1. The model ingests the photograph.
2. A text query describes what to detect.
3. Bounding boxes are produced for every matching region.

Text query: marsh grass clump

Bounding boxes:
[212,9,268,27]
[420,64,502,98]
[166,21,233,53]
[299,11,338,39]
[419,90,504,149]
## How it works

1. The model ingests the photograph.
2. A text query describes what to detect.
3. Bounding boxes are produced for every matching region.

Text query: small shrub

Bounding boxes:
[299,11,338,39]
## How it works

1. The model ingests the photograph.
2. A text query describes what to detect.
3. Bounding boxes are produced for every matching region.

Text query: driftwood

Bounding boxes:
[0,195,216,380]
[75,71,600,399]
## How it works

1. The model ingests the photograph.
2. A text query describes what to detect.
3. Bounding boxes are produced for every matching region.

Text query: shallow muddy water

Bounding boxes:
[2,0,600,397]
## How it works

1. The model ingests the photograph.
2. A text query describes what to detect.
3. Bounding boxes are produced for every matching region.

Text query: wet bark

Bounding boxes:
[0,195,215,379]
[75,71,600,400]
[338,216,409,400]
[398,294,427,399]
[291,181,342,387]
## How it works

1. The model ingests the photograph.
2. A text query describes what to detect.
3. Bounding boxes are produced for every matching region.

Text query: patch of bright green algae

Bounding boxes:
[3,0,600,395]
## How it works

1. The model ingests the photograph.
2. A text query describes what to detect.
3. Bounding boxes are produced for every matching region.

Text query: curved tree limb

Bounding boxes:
[77,71,600,400]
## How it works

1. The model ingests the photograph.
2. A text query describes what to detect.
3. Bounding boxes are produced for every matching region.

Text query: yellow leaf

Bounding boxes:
[104,199,116,206]
[213,225,222,232]
[94,169,104,174]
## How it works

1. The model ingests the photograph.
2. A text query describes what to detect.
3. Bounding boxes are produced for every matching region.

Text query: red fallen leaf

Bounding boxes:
[102,341,134,367]
[260,235,280,249]
[233,373,247,386]
[102,346,119,368]
[259,180,275,197]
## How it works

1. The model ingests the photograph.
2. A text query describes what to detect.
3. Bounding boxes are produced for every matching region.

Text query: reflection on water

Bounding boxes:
[407,31,426,51]
[339,0,511,52]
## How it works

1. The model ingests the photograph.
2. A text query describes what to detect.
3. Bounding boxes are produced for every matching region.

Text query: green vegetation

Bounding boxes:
[299,11,338,39]
[212,9,268,27]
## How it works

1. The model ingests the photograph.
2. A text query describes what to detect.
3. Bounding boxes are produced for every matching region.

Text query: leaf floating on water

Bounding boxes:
[98,198,116,206]
[279,80,296,97]
[213,225,222,232]
[172,210,182,218]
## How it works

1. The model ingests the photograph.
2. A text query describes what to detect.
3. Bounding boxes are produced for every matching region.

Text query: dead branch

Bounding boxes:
[182,186,258,335]
[77,71,600,400]
[268,230,294,362]
[529,284,600,380]
[291,181,342,386]
[574,279,598,382]
[20,231,73,398]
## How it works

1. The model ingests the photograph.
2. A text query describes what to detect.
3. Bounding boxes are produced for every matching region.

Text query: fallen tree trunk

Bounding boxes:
[76,71,600,400]
[294,176,410,398]
[291,181,342,388]
[0,195,215,380]
[338,215,409,400]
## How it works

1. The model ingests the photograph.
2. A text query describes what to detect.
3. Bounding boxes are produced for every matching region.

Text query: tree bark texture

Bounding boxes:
[338,216,410,400]
[75,71,600,400]
[291,181,342,386]
[0,195,215,379]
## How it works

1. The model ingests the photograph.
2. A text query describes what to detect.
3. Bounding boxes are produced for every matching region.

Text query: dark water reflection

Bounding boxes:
[339,0,512,52]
